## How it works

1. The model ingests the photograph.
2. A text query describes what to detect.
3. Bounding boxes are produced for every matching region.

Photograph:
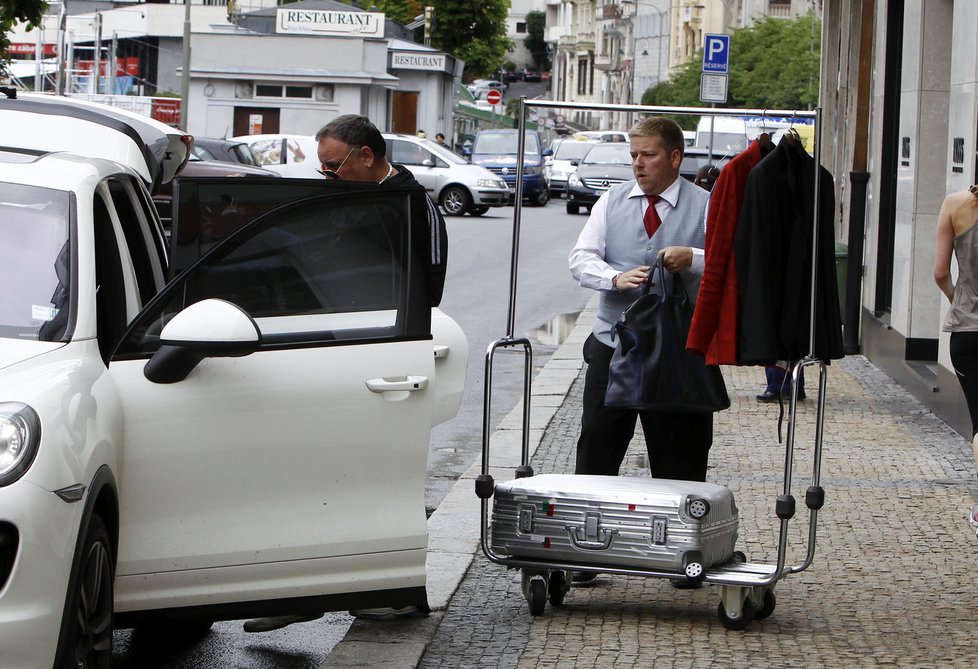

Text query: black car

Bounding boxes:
[521,67,542,82]
[565,142,632,215]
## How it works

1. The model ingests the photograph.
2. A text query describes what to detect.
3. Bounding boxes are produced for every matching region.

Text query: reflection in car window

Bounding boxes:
[249,139,284,166]
[118,192,422,356]
[553,141,595,161]
[0,183,72,342]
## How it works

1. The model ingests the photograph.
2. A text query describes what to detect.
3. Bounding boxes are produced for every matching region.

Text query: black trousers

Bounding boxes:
[950,331,978,438]
[576,334,713,481]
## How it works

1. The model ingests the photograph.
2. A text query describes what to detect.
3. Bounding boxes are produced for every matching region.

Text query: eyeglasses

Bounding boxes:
[317,146,358,179]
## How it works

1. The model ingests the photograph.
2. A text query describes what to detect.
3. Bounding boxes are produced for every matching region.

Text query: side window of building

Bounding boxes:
[115,191,427,358]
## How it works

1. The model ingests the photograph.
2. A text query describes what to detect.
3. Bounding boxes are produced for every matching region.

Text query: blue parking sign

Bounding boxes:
[702,34,730,73]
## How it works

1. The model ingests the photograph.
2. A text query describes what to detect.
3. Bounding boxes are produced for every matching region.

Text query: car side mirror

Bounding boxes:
[570,159,579,166]
[543,148,553,157]
[144,299,260,384]
[422,159,433,167]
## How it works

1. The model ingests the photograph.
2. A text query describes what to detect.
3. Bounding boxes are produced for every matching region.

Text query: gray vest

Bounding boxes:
[594,178,709,346]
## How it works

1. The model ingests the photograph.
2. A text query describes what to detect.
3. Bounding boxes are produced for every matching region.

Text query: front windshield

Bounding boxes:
[0,183,71,341]
[472,132,541,155]
[553,141,595,161]
[583,143,632,165]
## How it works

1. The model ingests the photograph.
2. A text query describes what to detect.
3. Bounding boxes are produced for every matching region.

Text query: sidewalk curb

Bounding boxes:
[318,298,597,669]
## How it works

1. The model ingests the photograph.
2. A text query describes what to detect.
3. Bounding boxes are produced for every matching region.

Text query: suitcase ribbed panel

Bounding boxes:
[491,474,738,573]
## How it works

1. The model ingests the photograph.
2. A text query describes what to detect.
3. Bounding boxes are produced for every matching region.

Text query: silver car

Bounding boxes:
[383,133,511,216]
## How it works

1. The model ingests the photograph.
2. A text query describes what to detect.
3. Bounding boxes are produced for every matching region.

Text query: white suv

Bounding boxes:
[0,91,467,667]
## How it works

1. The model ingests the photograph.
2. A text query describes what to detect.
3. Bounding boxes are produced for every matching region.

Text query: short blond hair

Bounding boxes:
[629,117,685,157]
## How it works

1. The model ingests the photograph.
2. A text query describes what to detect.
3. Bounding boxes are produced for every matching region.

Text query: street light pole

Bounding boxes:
[180,0,191,129]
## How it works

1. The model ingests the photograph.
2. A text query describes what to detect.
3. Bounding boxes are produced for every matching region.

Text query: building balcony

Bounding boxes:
[594,51,614,71]
[545,25,569,42]
[767,3,792,18]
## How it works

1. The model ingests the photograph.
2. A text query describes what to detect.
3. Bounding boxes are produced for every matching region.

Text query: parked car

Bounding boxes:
[565,141,633,214]
[0,92,467,667]
[545,137,597,198]
[465,128,552,207]
[383,133,510,216]
[152,154,280,230]
[680,147,732,183]
[520,66,542,82]
[191,136,261,166]
[467,79,506,100]
[231,133,321,178]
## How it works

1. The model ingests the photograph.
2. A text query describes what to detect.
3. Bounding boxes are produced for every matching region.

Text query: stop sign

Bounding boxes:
[486,89,503,105]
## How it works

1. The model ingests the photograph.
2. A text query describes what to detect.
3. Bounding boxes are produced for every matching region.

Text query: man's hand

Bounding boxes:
[659,246,693,273]
[615,265,650,291]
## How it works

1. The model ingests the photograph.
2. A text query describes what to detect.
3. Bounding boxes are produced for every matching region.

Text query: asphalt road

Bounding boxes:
[110,196,594,668]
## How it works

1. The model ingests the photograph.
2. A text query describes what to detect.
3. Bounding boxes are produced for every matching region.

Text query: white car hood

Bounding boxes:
[0,339,64,372]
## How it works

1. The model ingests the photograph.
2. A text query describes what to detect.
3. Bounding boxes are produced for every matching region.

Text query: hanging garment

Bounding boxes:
[687,139,767,365]
[734,136,843,364]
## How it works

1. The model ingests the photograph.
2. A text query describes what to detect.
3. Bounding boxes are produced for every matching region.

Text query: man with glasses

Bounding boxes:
[242,115,447,634]
[314,114,448,307]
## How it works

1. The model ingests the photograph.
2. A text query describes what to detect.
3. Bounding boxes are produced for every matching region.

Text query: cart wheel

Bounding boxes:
[718,599,755,631]
[688,498,710,519]
[755,589,777,620]
[684,561,704,580]
[548,570,569,607]
[731,550,747,563]
[528,578,548,616]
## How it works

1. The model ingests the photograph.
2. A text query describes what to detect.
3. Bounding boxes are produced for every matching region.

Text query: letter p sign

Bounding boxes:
[702,34,730,74]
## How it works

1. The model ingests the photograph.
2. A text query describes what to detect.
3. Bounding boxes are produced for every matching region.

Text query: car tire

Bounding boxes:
[528,188,549,207]
[440,185,471,216]
[566,202,579,215]
[58,514,113,669]
[468,206,490,217]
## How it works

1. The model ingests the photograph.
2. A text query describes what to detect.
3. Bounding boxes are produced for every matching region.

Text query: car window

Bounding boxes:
[473,132,540,155]
[104,176,167,308]
[0,183,73,342]
[553,141,594,161]
[192,145,219,161]
[231,144,258,166]
[249,139,284,166]
[391,140,430,167]
[583,143,631,165]
[116,189,428,357]
[285,139,309,164]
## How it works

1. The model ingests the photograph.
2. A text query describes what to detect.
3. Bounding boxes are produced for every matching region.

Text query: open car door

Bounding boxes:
[107,185,444,620]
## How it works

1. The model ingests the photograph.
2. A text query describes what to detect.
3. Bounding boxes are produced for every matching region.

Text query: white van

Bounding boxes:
[693,116,794,154]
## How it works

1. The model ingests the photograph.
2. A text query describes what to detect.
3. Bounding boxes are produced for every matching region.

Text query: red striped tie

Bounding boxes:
[644,194,662,238]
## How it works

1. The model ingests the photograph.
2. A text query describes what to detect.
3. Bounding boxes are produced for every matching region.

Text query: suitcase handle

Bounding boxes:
[565,523,618,551]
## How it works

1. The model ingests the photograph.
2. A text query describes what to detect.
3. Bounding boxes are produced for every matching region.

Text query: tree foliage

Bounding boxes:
[428,0,510,78]
[524,10,549,69]
[0,0,47,76]
[354,0,509,78]
[642,12,821,126]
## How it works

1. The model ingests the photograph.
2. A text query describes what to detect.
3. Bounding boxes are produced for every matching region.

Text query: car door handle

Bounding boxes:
[433,345,449,359]
[365,375,428,397]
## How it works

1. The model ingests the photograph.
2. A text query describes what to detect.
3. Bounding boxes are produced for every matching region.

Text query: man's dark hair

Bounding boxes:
[315,114,387,159]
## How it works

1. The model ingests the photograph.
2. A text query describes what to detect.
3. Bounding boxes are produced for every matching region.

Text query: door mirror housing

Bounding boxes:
[143,299,260,384]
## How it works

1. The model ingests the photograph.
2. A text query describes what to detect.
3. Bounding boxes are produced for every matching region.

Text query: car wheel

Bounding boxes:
[59,514,113,669]
[468,206,490,217]
[440,186,470,216]
[566,202,580,215]
[529,188,549,207]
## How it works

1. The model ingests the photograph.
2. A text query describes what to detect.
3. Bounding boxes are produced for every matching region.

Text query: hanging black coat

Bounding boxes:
[734,136,843,364]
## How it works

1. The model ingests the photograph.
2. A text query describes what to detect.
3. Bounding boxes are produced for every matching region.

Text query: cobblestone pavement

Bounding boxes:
[417,355,978,669]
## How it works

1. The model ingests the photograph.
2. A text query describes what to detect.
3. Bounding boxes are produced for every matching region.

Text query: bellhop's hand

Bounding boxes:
[659,246,693,273]
[616,265,650,291]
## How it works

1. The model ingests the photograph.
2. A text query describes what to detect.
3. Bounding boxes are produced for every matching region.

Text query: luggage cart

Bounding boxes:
[474,100,828,630]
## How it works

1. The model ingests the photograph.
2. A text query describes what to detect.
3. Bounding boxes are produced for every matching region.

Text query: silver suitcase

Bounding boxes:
[491,474,738,579]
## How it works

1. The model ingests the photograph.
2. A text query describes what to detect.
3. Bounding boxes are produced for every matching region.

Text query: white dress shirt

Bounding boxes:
[568,177,706,291]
